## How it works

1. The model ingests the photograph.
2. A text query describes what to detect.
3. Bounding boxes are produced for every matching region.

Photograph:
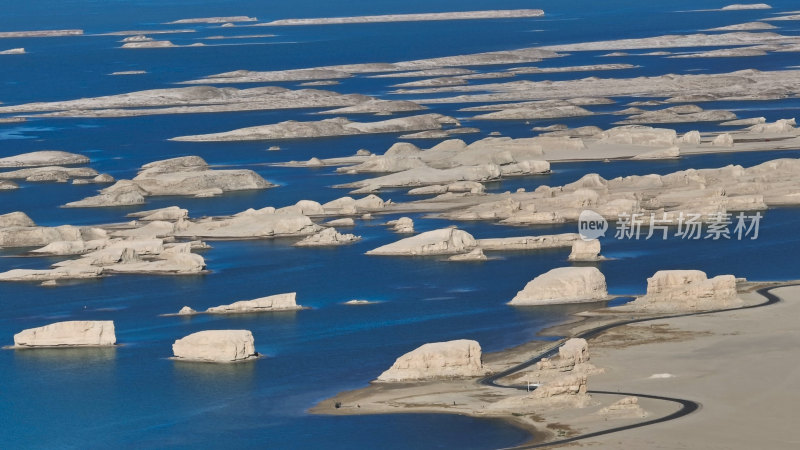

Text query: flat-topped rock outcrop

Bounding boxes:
[620,270,742,312]
[172,330,258,363]
[204,292,303,314]
[376,339,489,382]
[12,321,116,347]
[509,267,608,305]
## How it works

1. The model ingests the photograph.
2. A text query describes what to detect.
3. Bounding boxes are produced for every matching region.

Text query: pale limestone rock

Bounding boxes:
[206,292,302,314]
[127,206,188,221]
[293,227,361,246]
[447,248,487,261]
[678,130,701,144]
[748,118,795,133]
[325,218,355,227]
[597,125,677,146]
[622,270,742,312]
[367,228,477,256]
[632,146,680,160]
[13,321,116,347]
[66,156,273,207]
[509,267,608,305]
[712,133,734,147]
[386,217,414,233]
[376,339,489,382]
[174,209,321,239]
[0,212,35,228]
[177,306,196,315]
[0,151,89,168]
[172,330,257,362]
[568,239,603,261]
[478,233,579,251]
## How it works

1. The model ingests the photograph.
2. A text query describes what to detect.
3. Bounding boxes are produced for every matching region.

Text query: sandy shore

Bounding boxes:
[312,281,800,448]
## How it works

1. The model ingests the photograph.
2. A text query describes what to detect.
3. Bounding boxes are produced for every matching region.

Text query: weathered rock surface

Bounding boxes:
[568,239,603,261]
[293,227,361,246]
[13,321,116,347]
[386,217,414,233]
[509,267,608,305]
[621,270,742,312]
[172,330,258,363]
[65,156,273,207]
[477,233,579,251]
[205,292,303,314]
[367,228,477,256]
[376,339,489,382]
[171,114,459,142]
[0,151,89,167]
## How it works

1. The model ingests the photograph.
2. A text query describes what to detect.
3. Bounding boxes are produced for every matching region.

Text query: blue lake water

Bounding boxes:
[2,0,800,448]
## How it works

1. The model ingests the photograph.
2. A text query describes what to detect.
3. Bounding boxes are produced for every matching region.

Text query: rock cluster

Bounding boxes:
[66,156,273,208]
[622,270,742,312]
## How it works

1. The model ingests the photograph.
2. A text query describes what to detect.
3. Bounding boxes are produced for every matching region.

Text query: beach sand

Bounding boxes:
[313,283,800,448]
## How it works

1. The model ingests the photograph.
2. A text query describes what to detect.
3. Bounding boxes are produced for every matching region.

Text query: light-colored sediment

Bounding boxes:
[170,114,459,142]
[509,267,609,305]
[261,10,544,26]
[172,330,258,363]
[12,321,116,348]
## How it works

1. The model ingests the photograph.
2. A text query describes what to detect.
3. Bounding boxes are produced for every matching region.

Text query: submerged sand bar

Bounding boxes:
[261,10,544,26]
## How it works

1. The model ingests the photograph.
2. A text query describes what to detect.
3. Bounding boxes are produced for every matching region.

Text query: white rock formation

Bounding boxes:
[172,330,258,362]
[386,217,414,233]
[376,339,489,382]
[65,156,273,207]
[13,321,116,347]
[0,151,89,167]
[447,248,487,261]
[366,228,477,256]
[568,239,603,261]
[205,292,303,314]
[509,267,608,305]
[622,270,741,312]
[170,114,459,142]
[293,227,361,246]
